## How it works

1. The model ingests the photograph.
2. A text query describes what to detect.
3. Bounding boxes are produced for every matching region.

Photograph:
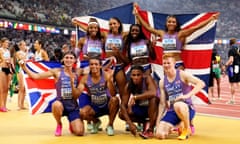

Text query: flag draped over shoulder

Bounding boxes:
[137,9,218,104]
[23,61,62,115]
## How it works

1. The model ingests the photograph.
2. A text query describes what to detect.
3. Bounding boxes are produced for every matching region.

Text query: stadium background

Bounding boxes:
[0,1,240,144]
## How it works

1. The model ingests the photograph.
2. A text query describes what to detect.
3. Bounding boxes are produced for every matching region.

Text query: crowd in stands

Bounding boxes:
[0,0,239,39]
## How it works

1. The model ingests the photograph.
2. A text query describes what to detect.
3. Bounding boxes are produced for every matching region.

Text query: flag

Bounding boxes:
[23,59,115,115]
[72,3,218,104]
[137,8,218,104]
[23,61,62,115]
[72,3,134,38]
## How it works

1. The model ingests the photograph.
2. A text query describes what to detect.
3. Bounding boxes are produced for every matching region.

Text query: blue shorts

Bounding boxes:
[114,63,124,75]
[61,99,80,122]
[132,105,148,119]
[161,106,195,126]
[63,109,80,122]
[78,92,110,117]
[79,92,91,108]
[92,104,109,118]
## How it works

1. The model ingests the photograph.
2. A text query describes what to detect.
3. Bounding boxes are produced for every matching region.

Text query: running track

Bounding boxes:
[195,76,240,119]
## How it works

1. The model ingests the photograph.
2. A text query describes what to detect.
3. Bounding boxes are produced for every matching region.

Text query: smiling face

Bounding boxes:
[62,53,76,67]
[162,56,175,74]
[166,16,178,31]
[130,25,140,40]
[109,18,121,34]
[87,23,100,38]
[89,58,102,74]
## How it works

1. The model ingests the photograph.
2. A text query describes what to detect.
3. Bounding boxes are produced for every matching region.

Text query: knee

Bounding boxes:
[173,102,188,112]
[80,108,88,119]
[74,129,84,136]
[52,101,62,109]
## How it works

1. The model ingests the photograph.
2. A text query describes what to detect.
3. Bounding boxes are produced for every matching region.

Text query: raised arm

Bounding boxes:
[72,19,88,32]
[177,70,205,100]
[21,62,56,79]
[178,12,220,40]
[71,74,86,99]
[133,3,164,37]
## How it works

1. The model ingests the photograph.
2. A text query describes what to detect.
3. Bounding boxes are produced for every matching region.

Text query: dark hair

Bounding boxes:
[89,56,102,65]
[127,65,144,94]
[229,38,237,46]
[86,18,102,40]
[130,65,144,73]
[124,24,147,59]
[109,17,123,34]
[35,39,44,47]
[165,15,181,32]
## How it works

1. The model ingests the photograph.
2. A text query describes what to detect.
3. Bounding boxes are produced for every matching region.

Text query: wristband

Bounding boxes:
[134,95,137,100]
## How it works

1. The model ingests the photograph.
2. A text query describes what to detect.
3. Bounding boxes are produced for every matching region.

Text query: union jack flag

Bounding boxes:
[23,60,114,115]
[137,8,218,104]
[72,3,218,104]
[23,61,62,115]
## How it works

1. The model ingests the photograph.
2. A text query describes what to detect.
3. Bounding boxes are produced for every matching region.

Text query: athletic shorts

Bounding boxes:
[0,67,11,75]
[161,106,195,126]
[132,104,148,119]
[79,92,110,117]
[62,100,80,122]
[213,68,221,79]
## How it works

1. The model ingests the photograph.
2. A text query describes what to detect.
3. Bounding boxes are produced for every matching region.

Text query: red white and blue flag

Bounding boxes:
[73,3,218,105]
[136,8,218,104]
[23,60,114,115]
[23,61,62,115]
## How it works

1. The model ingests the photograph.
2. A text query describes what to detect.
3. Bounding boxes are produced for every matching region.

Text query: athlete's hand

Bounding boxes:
[129,123,137,136]
[212,12,220,20]
[132,2,139,15]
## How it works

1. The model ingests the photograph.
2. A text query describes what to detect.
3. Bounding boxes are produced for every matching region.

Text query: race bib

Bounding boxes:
[91,94,108,108]
[87,44,102,54]
[234,65,239,74]
[162,38,176,50]
[131,45,147,56]
[105,38,122,51]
